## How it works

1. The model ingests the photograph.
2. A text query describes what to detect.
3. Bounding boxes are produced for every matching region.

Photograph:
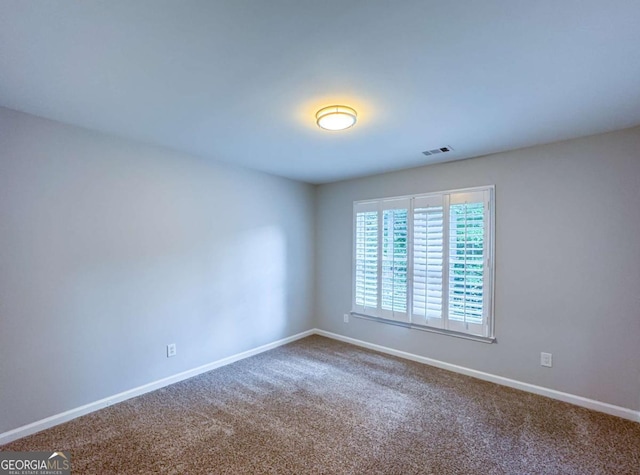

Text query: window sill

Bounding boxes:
[350,312,496,344]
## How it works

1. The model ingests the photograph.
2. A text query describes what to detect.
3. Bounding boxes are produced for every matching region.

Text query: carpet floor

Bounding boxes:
[2,335,639,474]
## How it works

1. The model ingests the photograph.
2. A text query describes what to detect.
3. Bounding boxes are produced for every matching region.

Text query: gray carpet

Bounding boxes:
[2,335,639,474]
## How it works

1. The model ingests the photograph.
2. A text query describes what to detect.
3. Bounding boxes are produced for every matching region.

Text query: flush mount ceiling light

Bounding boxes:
[316,105,357,131]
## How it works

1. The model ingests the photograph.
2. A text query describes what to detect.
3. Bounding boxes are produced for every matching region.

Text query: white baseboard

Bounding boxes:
[2,327,637,445]
[0,329,314,445]
[315,329,640,423]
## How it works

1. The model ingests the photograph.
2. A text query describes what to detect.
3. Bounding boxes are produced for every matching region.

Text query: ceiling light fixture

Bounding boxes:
[316,105,357,131]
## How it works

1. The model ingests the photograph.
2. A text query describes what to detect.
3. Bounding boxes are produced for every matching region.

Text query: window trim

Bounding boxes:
[352,185,496,343]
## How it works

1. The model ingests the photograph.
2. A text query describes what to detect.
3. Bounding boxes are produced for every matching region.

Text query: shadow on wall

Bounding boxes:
[61,225,287,387]
[204,225,287,354]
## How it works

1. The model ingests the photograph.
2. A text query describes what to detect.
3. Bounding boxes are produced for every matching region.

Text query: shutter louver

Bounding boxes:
[447,191,487,336]
[355,208,378,311]
[412,203,444,327]
[381,208,408,315]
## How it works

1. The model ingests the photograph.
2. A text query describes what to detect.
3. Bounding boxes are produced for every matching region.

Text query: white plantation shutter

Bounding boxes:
[354,201,379,315]
[412,195,444,328]
[380,198,410,322]
[352,187,494,340]
[447,190,490,336]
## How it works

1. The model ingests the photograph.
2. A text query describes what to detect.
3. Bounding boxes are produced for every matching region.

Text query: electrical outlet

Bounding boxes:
[540,352,552,367]
[167,343,177,358]
[343,313,349,323]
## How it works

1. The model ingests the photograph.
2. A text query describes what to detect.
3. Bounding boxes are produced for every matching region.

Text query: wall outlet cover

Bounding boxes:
[540,352,552,367]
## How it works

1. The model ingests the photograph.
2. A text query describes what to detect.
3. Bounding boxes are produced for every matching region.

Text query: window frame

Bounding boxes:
[351,185,496,343]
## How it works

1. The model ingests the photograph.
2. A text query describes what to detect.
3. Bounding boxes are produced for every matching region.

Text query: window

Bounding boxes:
[352,186,494,341]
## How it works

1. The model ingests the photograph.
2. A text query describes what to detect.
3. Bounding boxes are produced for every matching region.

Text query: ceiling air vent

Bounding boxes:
[422,146,453,156]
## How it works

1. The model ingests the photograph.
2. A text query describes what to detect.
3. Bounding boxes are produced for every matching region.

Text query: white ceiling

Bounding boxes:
[1,1,639,184]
